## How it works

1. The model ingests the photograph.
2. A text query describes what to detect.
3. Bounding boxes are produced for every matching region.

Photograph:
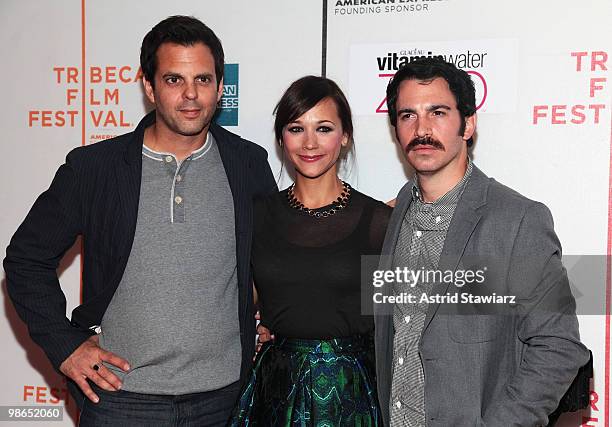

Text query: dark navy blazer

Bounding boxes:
[4,110,277,405]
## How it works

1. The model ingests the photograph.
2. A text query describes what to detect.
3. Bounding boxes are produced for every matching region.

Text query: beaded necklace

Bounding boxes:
[287,181,351,218]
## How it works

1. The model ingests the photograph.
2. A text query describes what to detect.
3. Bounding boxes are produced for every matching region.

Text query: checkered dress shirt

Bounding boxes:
[389,161,473,426]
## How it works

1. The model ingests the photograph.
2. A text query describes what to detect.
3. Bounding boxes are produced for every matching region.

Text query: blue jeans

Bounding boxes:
[79,381,241,427]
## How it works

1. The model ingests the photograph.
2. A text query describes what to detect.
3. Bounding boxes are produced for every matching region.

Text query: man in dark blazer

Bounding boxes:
[374,57,589,426]
[4,16,275,426]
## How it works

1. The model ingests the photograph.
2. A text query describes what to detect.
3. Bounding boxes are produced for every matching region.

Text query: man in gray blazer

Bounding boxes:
[374,57,589,426]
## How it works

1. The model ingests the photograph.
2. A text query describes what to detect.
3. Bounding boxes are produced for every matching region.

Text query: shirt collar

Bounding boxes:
[142,132,213,162]
[412,157,473,206]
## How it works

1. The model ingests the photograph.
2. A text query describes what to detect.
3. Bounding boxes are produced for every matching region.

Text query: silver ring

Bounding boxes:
[92,364,100,371]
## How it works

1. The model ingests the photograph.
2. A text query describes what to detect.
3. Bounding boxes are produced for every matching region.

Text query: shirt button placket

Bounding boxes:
[173,161,185,223]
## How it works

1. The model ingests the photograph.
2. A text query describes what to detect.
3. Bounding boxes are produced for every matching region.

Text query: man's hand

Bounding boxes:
[59,335,130,403]
[254,311,274,360]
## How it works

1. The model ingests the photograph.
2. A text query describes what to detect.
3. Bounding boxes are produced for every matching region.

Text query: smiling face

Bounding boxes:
[394,77,475,178]
[143,42,223,140]
[282,97,348,180]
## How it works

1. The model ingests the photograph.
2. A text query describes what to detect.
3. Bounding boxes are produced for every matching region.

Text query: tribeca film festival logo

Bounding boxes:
[375,48,488,114]
[333,0,447,16]
[532,51,607,126]
[370,266,517,305]
[22,383,71,407]
[28,63,240,142]
[28,65,141,143]
[0,382,75,423]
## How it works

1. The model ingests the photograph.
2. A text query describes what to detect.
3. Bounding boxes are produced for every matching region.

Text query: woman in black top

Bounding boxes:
[231,76,391,426]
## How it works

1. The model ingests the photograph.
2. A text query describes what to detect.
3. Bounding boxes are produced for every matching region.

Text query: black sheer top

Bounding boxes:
[252,187,392,339]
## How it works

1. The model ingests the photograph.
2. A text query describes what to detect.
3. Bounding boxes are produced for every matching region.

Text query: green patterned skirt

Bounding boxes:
[230,334,381,426]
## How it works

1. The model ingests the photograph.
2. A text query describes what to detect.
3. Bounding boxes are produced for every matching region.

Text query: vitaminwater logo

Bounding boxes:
[349,39,518,116]
[374,48,488,113]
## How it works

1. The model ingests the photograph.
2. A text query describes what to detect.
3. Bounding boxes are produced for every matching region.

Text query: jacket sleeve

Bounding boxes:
[482,202,589,426]
[4,150,92,371]
[249,145,277,197]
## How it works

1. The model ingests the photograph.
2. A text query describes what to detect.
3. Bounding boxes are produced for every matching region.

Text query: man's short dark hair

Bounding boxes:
[140,15,224,89]
[274,76,354,147]
[386,57,476,146]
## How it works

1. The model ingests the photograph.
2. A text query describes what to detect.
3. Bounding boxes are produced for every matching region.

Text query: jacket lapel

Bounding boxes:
[375,179,415,423]
[209,123,250,329]
[210,123,247,234]
[114,112,151,265]
[422,166,489,333]
[210,124,246,217]
[375,180,414,319]
[381,181,414,262]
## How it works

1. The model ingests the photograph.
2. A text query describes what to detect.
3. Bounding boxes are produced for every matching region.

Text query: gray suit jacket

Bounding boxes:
[374,165,589,426]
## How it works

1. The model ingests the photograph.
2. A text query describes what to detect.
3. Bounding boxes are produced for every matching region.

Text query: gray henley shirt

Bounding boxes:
[99,133,241,394]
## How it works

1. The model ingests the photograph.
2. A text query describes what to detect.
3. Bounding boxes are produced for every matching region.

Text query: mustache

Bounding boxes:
[406,136,445,152]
